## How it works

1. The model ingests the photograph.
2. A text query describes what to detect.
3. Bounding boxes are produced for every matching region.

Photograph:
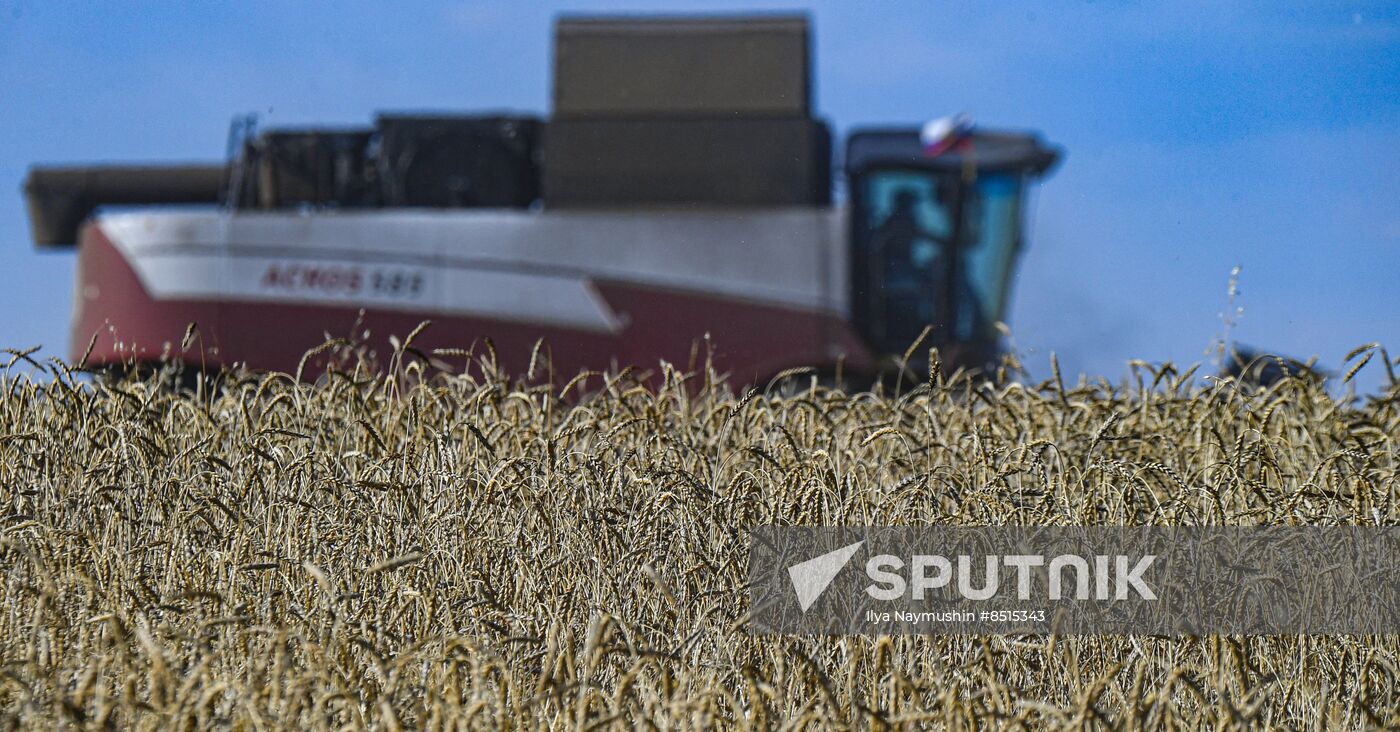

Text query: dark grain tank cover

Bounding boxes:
[553,14,810,117]
[376,115,541,208]
[543,116,830,208]
[244,130,376,210]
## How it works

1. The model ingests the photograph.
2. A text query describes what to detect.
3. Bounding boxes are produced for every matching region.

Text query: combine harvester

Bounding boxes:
[25,14,1060,384]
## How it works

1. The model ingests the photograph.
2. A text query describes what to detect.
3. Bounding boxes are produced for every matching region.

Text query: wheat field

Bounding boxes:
[1,338,1398,729]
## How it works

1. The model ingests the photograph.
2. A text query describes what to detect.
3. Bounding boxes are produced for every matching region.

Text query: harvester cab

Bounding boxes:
[846,127,1060,372]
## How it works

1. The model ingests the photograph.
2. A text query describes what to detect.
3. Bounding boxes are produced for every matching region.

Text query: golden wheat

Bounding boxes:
[0,341,1397,729]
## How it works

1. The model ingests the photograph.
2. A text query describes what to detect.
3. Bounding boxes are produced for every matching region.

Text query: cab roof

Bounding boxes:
[845,128,1062,177]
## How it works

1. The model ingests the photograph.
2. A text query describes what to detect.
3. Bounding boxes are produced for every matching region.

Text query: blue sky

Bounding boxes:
[2,1,1397,389]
